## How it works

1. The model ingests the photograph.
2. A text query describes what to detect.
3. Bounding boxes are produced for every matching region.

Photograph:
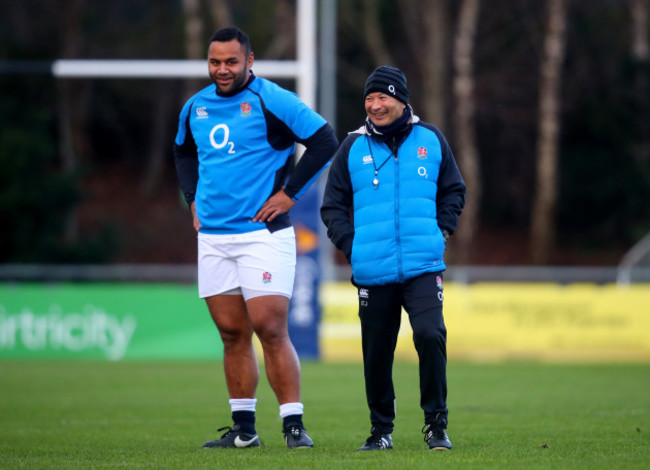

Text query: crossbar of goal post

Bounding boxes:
[51,59,300,79]
[50,0,316,108]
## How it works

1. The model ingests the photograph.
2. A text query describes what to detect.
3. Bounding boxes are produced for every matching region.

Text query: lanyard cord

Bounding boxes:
[367,136,396,189]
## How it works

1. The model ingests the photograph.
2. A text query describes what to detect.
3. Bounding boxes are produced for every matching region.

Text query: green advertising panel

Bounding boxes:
[0,284,222,361]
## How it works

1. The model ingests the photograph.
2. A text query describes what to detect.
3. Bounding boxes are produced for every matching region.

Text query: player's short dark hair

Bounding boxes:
[209,27,252,57]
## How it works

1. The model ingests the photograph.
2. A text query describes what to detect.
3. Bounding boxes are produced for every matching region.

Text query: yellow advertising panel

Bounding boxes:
[320,282,650,362]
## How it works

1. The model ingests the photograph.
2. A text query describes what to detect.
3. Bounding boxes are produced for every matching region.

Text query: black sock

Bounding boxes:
[283,414,303,429]
[232,411,256,434]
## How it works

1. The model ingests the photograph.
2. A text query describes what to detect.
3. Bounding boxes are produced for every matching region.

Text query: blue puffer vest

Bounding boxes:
[347,124,447,285]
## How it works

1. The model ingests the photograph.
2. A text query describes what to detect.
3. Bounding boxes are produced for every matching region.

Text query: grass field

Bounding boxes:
[1,361,649,469]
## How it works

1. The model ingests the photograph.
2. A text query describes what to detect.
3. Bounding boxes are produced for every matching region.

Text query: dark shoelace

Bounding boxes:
[217,426,235,439]
[422,424,446,442]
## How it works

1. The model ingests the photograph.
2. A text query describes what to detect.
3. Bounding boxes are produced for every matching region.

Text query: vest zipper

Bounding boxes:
[392,136,404,282]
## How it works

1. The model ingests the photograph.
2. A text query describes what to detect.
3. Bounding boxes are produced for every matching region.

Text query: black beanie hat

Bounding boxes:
[364,65,409,104]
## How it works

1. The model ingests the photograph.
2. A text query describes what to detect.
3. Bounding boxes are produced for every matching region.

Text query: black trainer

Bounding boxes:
[422,423,452,450]
[202,425,261,448]
[283,423,314,448]
[357,428,393,451]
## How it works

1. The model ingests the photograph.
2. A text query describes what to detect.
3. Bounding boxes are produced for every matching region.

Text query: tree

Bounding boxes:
[259,0,295,60]
[631,0,649,63]
[181,0,206,100]
[207,0,234,28]
[140,0,210,195]
[55,0,92,243]
[530,0,567,264]
[630,0,649,168]
[359,0,394,65]
[400,0,449,127]
[452,0,481,263]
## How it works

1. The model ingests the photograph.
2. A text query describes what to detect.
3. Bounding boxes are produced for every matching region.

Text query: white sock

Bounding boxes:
[279,402,304,418]
[229,398,257,412]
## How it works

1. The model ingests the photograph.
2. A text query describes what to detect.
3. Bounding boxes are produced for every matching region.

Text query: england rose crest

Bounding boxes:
[262,272,272,284]
[240,101,252,117]
[417,146,428,159]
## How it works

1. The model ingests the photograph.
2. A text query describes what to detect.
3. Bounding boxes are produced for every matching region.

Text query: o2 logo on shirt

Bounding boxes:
[209,124,236,154]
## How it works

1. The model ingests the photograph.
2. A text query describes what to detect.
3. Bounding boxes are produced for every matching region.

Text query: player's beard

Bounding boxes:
[212,68,249,95]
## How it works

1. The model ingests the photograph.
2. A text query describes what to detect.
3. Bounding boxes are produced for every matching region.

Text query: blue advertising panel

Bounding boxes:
[289,183,322,360]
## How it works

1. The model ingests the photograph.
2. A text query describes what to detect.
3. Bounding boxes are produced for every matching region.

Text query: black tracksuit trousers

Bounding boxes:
[356,271,448,434]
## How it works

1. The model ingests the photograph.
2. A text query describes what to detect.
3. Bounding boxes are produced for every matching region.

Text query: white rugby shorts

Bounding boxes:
[197,227,296,300]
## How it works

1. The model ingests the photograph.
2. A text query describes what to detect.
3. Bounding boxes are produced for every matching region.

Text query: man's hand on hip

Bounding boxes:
[253,188,295,223]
